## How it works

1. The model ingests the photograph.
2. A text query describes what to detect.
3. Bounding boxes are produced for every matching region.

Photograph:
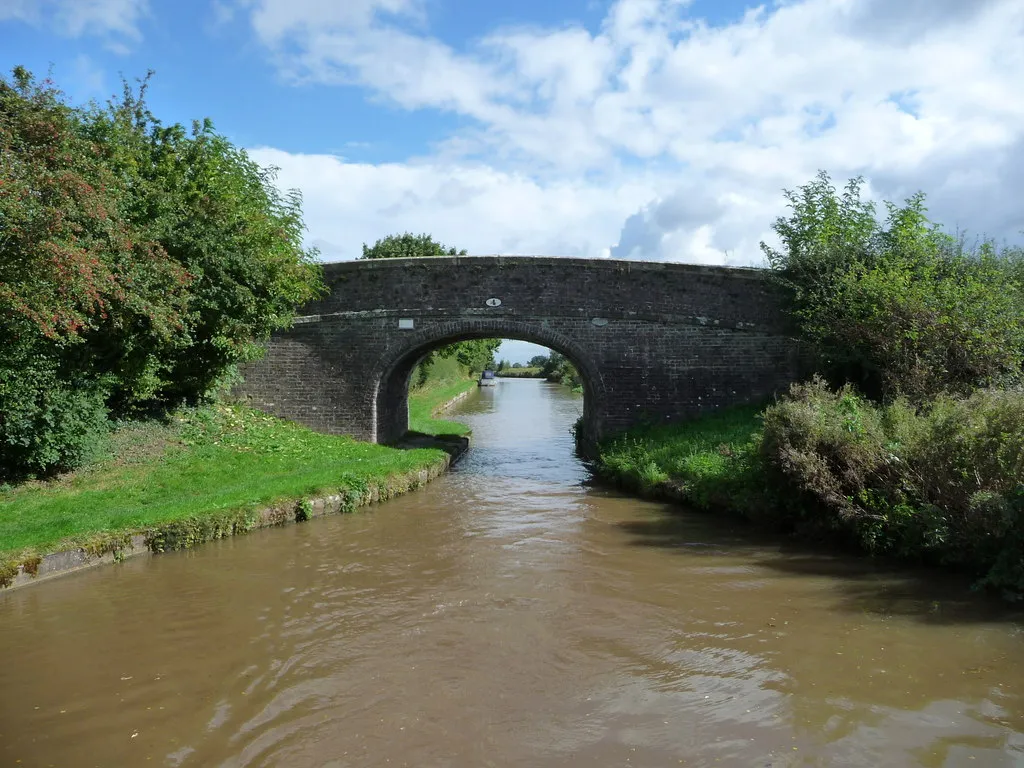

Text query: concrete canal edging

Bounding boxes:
[2,434,470,593]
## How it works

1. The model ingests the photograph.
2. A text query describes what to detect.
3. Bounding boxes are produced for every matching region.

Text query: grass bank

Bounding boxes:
[1,368,475,587]
[595,404,766,513]
[496,366,542,378]
[595,389,1024,598]
[408,355,477,435]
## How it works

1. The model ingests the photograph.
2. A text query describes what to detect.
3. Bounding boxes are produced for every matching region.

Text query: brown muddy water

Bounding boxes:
[1,379,1022,767]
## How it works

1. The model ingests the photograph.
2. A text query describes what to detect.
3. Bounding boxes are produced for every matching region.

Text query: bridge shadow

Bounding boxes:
[610,499,1024,626]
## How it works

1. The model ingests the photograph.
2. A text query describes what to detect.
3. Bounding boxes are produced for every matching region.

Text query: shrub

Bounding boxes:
[0,67,322,478]
[0,346,110,480]
[760,379,1024,595]
[761,172,1024,402]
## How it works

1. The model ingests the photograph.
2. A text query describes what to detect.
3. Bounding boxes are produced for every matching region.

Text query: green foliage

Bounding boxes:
[438,337,500,374]
[761,171,1024,402]
[0,67,322,479]
[0,404,453,558]
[83,74,324,403]
[360,232,466,259]
[0,67,189,344]
[496,366,542,378]
[597,382,1024,597]
[539,351,583,391]
[0,343,111,480]
[759,379,1024,596]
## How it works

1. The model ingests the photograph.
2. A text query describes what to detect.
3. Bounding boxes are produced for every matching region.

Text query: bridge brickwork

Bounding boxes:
[234,256,806,448]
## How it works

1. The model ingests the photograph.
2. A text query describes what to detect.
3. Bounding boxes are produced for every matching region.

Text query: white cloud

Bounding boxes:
[0,0,148,48]
[248,147,662,261]
[239,0,1024,263]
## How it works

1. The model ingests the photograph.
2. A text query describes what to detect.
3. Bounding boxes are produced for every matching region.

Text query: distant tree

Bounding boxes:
[360,233,465,259]
[528,354,549,368]
[512,362,523,368]
[498,359,510,371]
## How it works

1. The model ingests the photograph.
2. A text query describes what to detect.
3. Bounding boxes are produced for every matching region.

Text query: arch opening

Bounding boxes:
[370,322,605,452]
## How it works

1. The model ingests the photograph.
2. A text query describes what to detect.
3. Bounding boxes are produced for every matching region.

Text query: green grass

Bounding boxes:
[596,404,765,510]
[0,355,478,567]
[409,379,475,435]
[408,355,476,436]
[0,405,456,561]
[496,366,542,378]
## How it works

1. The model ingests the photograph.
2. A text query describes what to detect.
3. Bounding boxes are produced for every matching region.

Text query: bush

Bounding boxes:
[539,351,583,390]
[760,379,1024,596]
[0,348,110,480]
[761,172,1024,402]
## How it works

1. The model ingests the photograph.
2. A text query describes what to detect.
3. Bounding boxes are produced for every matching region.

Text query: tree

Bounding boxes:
[0,67,188,476]
[83,75,323,404]
[761,171,1024,402]
[0,67,322,479]
[361,232,465,259]
[528,354,549,367]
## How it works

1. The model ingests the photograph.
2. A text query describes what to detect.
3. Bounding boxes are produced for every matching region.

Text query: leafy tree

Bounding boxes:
[83,75,323,404]
[0,67,186,476]
[528,354,549,367]
[0,68,322,478]
[539,351,582,389]
[761,172,1024,402]
[361,232,465,259]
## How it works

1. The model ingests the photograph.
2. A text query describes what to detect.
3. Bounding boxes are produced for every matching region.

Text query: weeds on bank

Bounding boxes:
[596,383,1024,598]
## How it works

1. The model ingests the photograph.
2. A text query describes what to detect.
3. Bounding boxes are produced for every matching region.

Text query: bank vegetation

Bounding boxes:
[0,69,483,584]
[597,172,1024,598]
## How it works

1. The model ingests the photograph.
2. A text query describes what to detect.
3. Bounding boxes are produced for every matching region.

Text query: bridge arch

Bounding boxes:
[369,319,607,445]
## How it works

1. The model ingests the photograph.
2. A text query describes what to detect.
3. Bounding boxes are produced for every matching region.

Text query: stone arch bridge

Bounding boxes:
[235,256,805,450]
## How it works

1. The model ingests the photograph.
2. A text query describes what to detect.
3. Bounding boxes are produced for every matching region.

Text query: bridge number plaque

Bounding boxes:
[485,298,502,307]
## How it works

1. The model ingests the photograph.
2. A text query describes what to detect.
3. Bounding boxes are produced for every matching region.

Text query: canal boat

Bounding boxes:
[478,369,497,387]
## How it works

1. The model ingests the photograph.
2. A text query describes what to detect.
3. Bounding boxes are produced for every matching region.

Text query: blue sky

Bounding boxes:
[3,0,1023,361]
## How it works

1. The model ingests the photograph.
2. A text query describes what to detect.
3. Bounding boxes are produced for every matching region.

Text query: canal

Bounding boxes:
[1,379,1022,766]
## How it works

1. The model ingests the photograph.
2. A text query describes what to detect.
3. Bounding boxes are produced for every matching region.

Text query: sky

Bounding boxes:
[3,0,1024,361]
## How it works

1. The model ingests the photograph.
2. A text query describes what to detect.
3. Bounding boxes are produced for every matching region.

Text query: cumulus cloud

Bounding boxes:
[249,147,660,261]
[0,0,148,48]
[238,0,1024,263]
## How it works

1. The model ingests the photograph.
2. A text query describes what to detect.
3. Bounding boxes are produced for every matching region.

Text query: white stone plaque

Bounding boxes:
[485,297,502,307]
[398,318,415,329]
